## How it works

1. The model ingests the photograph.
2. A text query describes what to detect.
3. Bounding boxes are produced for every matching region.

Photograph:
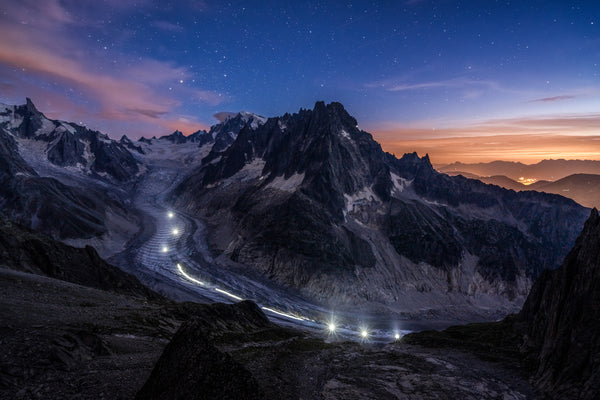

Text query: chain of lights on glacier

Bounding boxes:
[165,210,404,342]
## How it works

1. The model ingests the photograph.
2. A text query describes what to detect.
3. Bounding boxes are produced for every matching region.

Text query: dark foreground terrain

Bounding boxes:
[0,269,537,400]
[0,217,540,399]
[3,209,599,399]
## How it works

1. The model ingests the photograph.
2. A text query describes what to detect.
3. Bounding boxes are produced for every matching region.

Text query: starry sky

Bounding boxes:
[0,0,598,164]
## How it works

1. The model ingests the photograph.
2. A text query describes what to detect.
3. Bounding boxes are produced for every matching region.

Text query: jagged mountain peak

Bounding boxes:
[159,130,187,144]
[0,99,139,182]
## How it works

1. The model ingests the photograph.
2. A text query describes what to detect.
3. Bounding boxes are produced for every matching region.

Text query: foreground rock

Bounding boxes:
[136,302,266,400]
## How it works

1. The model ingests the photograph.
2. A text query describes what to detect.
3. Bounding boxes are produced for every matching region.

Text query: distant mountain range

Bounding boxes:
[442,170,600,209]
[438,159,600,182]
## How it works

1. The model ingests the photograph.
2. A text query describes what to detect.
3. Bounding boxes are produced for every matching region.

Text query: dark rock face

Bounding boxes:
[515,208,600,400]
[173,101,588,317]
[159,130,187,144]
[136,301,265,400]
[0,99,139,182]
[187,129,213,146]
[0,217,159,299]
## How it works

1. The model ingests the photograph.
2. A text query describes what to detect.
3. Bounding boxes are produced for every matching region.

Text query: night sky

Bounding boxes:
[0,1,598,163]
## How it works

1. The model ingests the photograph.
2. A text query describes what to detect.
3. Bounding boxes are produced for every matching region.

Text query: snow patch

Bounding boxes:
[340,129,350,139]
[238,111,267,129]
[266,173,304,192]
[0,105,23,131]
[344,186,378,213]
[390,172,412,197]
[207,158,266,188]
[38,118,56,135]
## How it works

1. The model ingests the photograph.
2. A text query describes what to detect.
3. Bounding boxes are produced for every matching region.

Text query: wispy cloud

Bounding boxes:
[0,0,220,137]
[530,95,575,103]
[366,77,501,92]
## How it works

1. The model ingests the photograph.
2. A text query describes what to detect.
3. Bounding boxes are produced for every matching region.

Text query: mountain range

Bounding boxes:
[172,101,589,319]
[438,159,600,182]
[0,98,591,322]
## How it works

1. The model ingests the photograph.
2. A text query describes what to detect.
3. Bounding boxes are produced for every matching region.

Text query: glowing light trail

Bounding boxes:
[261,307,307,321]
[174,242,407,342]
[177,263,205,285]
[215,287,244,301]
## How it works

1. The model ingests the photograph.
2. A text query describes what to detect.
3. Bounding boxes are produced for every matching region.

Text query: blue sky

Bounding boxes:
[0,0,598,162]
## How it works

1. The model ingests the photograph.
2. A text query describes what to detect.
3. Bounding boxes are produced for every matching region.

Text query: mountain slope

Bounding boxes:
[172,101,588,320]
[515,208,600,399]
[0,100,142,256]
[0,216,159,299]
[529,173,600,208]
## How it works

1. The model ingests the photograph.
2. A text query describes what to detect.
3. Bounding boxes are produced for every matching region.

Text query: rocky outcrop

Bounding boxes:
[135,301,266,400]
[515,208,600,400]
[173,101,589,320]
[0,216,159,299]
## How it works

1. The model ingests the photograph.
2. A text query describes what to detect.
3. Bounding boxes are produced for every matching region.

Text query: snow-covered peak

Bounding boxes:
[213,110,267,129]
[238,111,267,128]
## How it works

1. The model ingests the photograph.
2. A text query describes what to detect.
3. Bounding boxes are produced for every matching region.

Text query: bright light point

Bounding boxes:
[394,333,400,340]
[361,329,368,338]
[172,228,179,235]
[167,212,174,219]
[162,246,168,253]
[328,323,336,333]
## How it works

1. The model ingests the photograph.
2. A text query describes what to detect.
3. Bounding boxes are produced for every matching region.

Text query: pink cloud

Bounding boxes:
[0,1,221,138]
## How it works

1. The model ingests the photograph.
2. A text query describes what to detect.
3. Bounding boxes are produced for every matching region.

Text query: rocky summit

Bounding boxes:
[173,101,589,320]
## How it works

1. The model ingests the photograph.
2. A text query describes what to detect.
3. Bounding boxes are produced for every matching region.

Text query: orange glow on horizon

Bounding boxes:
[374,134,600,165]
